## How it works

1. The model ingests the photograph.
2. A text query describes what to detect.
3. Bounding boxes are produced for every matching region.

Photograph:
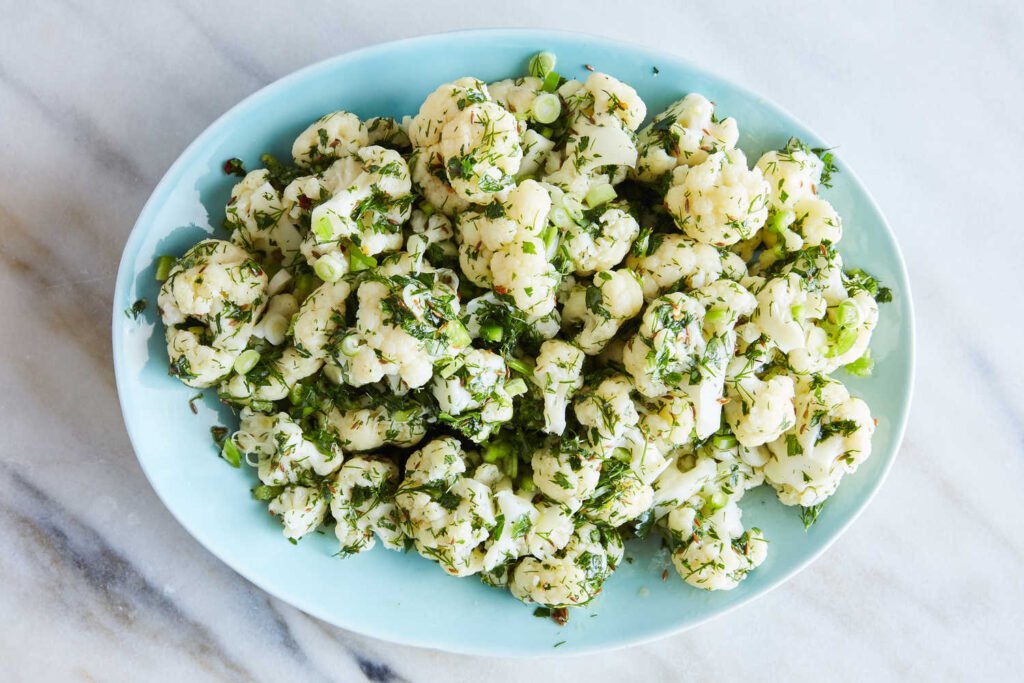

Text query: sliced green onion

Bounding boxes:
[481,324,504,342]
[348,247,377,272]
[550,207,573,228]
[704,307,730,325]
[439,358,464,379]
[790,304,804,320]
[829,326,858,357]
[221,436,242,468]
[484,440,513,463]
[845,350,874,377]
[507,357,535,376]
[519,474,536,494]
[706,491,728,510]
[393,408,417,423]
[503,455,518,479]
[420,202,436,217]
[836,299,860,327]
[314,253,345,282]
[262,314,289,346]
[292,272,318,301]
[612,446,632,462]
[155,255,175,281]
[528,51,557,79]
[506,378,528,397]
[766,209,796,234]
[531,93,562,124]
[252,484,285,501]
[288,382,306,405]
[313,214,335,241]
[339,334,361,357]
[233,349,261,375]
[538,126,554,139]
[584,183,617,208]
[712,433,738,450]
[445,320,471,348]
[541,70,561,93]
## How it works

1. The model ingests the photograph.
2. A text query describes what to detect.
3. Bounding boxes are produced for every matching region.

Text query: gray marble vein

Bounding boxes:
[1,0,1022,680]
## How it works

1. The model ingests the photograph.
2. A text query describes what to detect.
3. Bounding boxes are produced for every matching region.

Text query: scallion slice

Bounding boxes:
[531,93,562,124]
[155,255,175,281]
[233,349,260,375]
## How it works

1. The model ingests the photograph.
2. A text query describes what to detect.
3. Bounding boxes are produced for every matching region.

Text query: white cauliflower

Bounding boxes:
[365,116,410,148]
[563,205,640,275]
[664,149,770,246]
[724,355,797,448]
[324,401,428,452]
[488,76,543,118]
[329,456,405,556]
[574,374,640,446]
[481,477,539,571]
[225,169,304,268]
[763,375,876,506]
[525,500,575,561]
[219,281,349,404]
[268,485,329,540]
[532,340,585,435]
[581,452,655,527]
[531,442,602,512]
[457,179,558,316]
[350,270,467,390]
[561,269,644,354]
[634,93,739,181]
[234,408,343,486]
[640,392,697,452]
[304,145,414,266]
[433,349,515,443]
[292,111,368,168]
[159,240,268,387]
[626,233,732,300]
[409,78,523,204]
[622,292,707,398]
[395,438,497,576]
[510,521,624,608]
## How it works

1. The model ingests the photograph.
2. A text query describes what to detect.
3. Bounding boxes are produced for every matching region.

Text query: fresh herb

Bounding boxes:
[222,157,246,177]
[124,298,147,320]
[800,502,825,530]
[816,419,859,444]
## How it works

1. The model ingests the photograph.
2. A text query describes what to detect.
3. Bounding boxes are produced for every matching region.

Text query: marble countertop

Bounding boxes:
[2,0,1021,680]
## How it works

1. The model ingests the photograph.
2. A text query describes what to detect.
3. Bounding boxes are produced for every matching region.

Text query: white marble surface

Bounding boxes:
[1,0,1021,680]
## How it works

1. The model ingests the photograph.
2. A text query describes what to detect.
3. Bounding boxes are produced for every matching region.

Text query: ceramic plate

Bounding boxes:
[112,29,914,656]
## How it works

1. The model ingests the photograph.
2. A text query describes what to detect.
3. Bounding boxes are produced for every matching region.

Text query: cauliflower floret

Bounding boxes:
[352,271,467,390]
[365,116,410,149]
[531,442,602,512]
[488,76,543,117]
[329,456,405,556]
[564,206,640,275]
[304,146,414,265]
[651,454,718,519]
[763,376,876,506]
[532,340,585,435]
[433,349,515,443]
[574,375,640,445]
[581,454,655,527]
[634,93,739,181]
[525,500,575,561]
[756,139,824,210]
[234,409,343,485]
[510,521,624,608]
[561,269,644,354]
[395,437,497,576]
[410,147,471,216]
[225,169,303,268]
[268,485,328,540]
[406,209,456,272]
[724,356,797,448]
[518,128,556,178]
[666,496,767,591]
[622,292,706,398]
[626,234,730,300]
[751,273,828,354]
[819,291,880,373]
[158,239,268,387]
[482,483,539,571]
[640,393,697,451]
[325,402,428,452]
[220,281,349,404]
[458,179,558,316]
[545,116,638,196]
[664,149,770,246]
[292,111,368,168]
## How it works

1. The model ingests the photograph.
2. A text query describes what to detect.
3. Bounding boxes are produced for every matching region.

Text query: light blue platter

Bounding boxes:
[112,29,914,656]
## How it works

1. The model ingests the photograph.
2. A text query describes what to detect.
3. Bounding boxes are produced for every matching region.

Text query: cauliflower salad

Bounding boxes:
[152,52,893,621]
